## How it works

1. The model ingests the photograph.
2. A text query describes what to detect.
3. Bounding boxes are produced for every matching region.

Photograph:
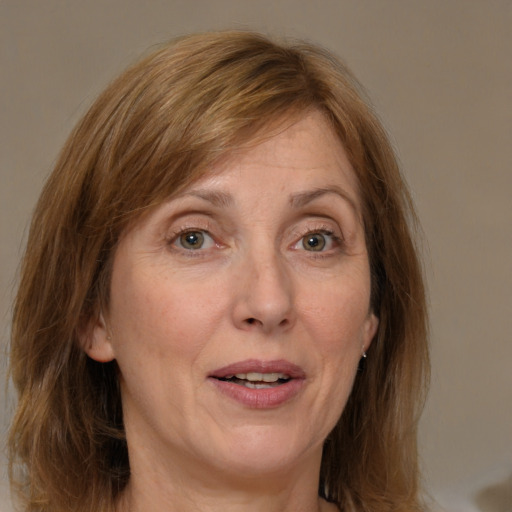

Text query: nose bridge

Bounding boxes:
[233,239,295,333]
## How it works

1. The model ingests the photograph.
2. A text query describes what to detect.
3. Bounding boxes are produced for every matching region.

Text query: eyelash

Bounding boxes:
[166,223,344,257]
[291,227,344,255]
[166,225,218,256]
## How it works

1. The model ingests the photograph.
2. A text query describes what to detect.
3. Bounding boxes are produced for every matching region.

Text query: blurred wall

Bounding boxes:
[1,1,511,511]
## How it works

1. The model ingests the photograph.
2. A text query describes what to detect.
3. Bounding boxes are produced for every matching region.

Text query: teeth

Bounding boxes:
[234,372,289,383]
[243,381,275,389]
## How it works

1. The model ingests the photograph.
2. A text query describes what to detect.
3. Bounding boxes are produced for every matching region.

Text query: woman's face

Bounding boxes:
[87,111,378,481]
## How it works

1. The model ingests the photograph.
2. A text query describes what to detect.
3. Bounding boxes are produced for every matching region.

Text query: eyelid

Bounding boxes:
[291,230,342,252]
[290,218,344,241]
[172,229,216,250]
[164,216,220,254]
[289,220,345,253]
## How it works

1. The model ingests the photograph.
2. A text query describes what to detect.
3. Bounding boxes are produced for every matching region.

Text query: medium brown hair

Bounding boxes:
[9,31,429,512]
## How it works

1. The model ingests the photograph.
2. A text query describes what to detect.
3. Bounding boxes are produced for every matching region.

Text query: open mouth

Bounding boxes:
[209,360,305,407]
[217,372,291,389]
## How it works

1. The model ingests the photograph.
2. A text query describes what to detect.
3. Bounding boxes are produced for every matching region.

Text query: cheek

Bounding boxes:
[300,278,372,347]
[298,275,372,406]
[108,267,227,364]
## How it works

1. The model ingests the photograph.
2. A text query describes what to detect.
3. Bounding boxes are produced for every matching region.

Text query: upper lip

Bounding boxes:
[209,359,306,379]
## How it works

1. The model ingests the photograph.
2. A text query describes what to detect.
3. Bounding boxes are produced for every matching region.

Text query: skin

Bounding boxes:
[86,111,378,512]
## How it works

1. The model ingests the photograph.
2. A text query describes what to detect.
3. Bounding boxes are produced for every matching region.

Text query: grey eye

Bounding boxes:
[302,233,326,251]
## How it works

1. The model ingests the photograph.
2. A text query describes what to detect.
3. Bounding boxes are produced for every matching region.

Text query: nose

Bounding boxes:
[232,249,295,335]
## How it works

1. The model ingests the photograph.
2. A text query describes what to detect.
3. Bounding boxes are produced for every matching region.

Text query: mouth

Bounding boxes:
[217,372,291,389]
[208,359,305,408]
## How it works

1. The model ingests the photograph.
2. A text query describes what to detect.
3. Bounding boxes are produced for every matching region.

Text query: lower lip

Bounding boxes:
[209,378,304,408]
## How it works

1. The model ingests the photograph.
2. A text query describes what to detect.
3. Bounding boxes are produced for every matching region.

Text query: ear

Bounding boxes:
[362,312,379,352]
[80,311,116,363]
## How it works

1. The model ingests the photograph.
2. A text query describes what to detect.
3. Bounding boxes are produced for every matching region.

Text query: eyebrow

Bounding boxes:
[184,190,234,208]
[183,185,359,215]
[289,186,359,215]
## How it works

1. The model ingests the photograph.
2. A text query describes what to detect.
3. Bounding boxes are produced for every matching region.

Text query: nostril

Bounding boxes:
[239,313,291,332]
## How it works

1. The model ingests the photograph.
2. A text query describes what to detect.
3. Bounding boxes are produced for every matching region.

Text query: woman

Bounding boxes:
[8,31,429,512]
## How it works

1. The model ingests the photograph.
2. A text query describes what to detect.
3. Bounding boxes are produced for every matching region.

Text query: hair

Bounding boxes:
[9,31,429,512]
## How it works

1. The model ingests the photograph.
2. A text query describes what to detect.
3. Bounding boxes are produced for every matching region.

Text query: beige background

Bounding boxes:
[1,1,511,511]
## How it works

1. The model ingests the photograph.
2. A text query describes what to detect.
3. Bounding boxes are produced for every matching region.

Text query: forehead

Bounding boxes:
[129,110,362,229]
[189,111,362,207]
[230,111,353,171]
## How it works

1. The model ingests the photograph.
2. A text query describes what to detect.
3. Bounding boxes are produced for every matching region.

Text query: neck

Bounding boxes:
[116,445,338,512]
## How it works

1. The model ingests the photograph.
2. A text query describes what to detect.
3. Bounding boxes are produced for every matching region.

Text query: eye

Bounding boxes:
[302,233,327,251]
[173,230,215,250]
[294,230,341,252]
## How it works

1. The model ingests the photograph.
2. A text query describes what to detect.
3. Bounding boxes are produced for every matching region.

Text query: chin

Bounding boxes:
[209,423,323,477]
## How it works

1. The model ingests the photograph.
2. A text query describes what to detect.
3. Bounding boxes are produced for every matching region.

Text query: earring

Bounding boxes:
[358,351,367,372]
